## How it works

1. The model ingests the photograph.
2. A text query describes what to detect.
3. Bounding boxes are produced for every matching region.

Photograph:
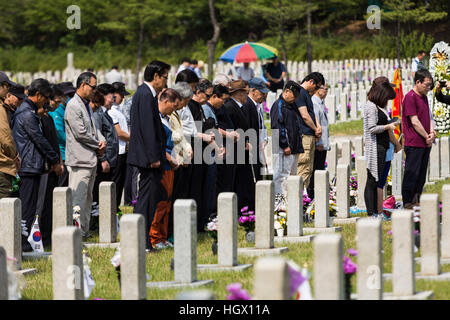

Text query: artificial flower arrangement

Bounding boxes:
[226,260,312,300]
[206,216,218,241]
[430,41,450,135]
[73,205,81,229]
[343,248,358,300]
[238,206,256,233]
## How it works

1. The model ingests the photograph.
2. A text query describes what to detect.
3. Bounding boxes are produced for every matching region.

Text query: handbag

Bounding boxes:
[383,195,396,209]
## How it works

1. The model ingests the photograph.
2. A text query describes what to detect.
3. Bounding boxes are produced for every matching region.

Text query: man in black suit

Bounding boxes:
[127,60,170,251]
[223,80,255,211]
[242,77,270,183]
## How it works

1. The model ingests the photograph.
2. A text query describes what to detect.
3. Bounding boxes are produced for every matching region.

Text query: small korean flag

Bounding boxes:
[27,215,44,253]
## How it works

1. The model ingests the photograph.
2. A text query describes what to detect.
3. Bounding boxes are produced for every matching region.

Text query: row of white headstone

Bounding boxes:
[2,164,449,299]
[3,53,415,92]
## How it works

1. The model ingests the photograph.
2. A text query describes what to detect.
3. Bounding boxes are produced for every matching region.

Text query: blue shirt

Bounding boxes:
[265,62,286,79]
[202,103,218,126]
[160,113,174,171]
[295,87,317,136]
[49,98,70,161]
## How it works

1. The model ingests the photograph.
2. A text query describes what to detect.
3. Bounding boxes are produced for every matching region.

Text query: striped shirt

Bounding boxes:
[363,100,388,181]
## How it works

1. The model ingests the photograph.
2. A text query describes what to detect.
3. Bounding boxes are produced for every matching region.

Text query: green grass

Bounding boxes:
[329,119,363,136]
[19,209,450,300]
[423,177,450,201]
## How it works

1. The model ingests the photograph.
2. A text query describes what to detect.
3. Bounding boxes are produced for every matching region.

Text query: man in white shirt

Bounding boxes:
[237,63,255,82]
[177,57,191,75]
[108,82,130,213]
[411,50,426,79]
[105,66,123,84]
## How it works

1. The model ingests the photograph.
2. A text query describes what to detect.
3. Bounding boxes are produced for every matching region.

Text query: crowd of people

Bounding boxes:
[1,50,449,252]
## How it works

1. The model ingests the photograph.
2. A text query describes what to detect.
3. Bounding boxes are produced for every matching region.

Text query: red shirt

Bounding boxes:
[402,89,430,148]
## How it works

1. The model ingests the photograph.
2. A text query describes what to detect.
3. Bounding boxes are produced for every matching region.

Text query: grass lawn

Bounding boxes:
[329,119,363,136]
[20,208,450,300]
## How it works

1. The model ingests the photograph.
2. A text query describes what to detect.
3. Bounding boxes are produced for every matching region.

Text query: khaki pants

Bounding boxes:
[297,135,316,189]
[68,165,97,237]
[0,172,13,199]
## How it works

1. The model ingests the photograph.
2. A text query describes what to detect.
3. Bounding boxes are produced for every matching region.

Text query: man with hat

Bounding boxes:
[0,71,20,199]
[270,80,304,196]
[243,77,270,182]
[49,81,76,187]
[4,83,26,114]
[108,82,130,213]
[223,79,255,211]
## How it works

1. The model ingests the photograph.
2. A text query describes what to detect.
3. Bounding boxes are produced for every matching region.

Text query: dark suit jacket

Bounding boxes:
[127,83,166,169]
[436,90,450,105]
[242,97,262,164]
[223,98,252,165]
[224,98,249,132]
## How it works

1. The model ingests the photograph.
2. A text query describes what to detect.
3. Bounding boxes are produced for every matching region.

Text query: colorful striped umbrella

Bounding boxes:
[220,41,278,63]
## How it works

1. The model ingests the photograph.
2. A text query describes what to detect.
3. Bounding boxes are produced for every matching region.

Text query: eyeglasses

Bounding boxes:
[203,92,212,99]
[85,82,97,90]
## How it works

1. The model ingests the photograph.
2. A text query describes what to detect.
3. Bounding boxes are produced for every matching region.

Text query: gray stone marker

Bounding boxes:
[0,198,22,269]
[420,194,440,275]
[0,247,7,300]
[327,142,338,180]
[429,139,441,180]
[274,176,314,244]
[382,211,433,299]
[354,137,364,162]
[356,156,367,210]
[198,193,251,271]
[340,93,348,121]
[334,164,359,224]
[304,171,341,234]
[147,200,213,288]
[443,185,450,259]
[326,94,336,124]
[99,182,117,243]
[53,187,73,231]
[52,226,84,300]
[313,234,344,300]
[340,140,352,169]
[357,219,382,300]
[238,181,288,256]
[350,91,358,119]
[392,210,415,296]
[391,151,403,198]
[440,136,450,178]
[253,257,289,300]
[120,214,146,300]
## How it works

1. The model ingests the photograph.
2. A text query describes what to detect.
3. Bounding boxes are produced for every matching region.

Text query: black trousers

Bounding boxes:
[93,161,113,204]
[203,163,217,224]
[111,153,127,212]
[189,163,206,232]
[19,173,41,250]
[216,163,235,195]
[307,149,328,200]
[234,164,255,212]
[41,172,59,246]
[402,146,431,204]
[57,162,69,187]
[124,164,134,205]
[134,167,162,250]
[364,144,387,215]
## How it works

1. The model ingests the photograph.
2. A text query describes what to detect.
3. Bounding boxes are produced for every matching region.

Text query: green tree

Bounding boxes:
[380,0,447,68]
